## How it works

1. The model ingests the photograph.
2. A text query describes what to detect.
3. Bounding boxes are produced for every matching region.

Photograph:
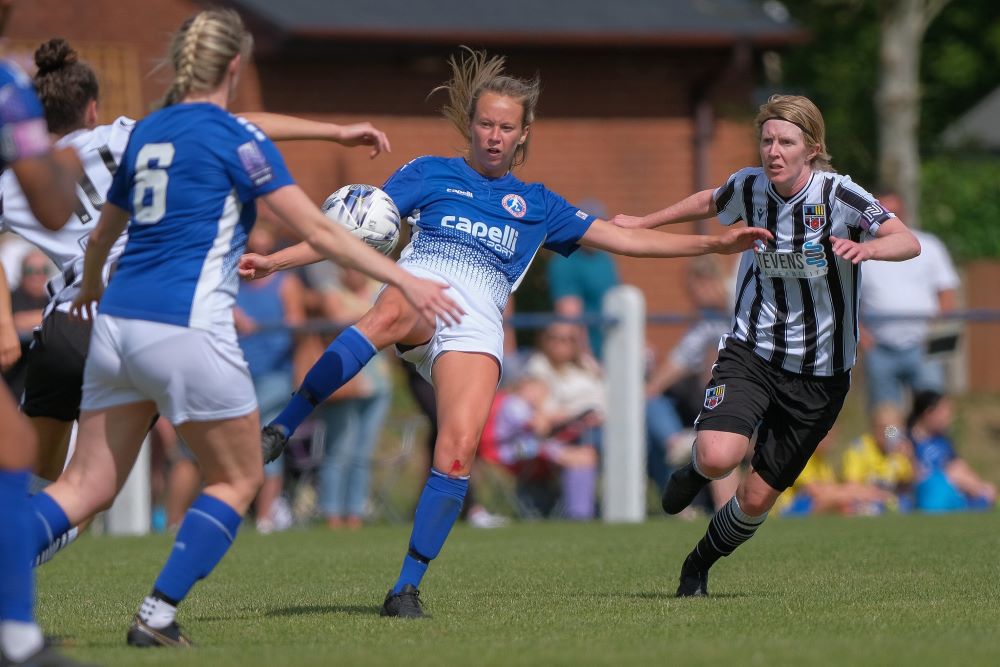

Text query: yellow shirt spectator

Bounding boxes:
[841,434,914,489]
[775,452,838,514]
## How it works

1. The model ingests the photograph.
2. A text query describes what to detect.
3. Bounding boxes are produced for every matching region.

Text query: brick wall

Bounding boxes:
[6,1,762,359]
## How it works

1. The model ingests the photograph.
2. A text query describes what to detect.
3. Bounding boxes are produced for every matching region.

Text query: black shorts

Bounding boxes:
[695,336,850,491]
[22,310,92,422]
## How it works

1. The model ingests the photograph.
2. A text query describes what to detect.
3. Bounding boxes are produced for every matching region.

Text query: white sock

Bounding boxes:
[138,595,177,629]
[0,621,45,663]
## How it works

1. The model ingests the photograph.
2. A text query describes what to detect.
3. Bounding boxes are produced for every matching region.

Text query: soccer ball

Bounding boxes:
[321,184,400,255]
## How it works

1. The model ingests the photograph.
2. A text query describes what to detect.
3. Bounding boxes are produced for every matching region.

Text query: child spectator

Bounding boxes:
[777,429,896,516]
[480,373,598,520]
[841,402,915,511]
[908,391,997,511]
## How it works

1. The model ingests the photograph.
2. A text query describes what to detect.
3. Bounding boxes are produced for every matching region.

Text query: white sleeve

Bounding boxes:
[919,233,960,291]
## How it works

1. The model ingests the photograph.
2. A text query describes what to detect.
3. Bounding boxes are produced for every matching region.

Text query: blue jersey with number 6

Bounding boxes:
[101,103,293,330]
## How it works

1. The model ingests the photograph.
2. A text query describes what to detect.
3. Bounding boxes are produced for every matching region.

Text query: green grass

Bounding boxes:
[38,513,1000,666]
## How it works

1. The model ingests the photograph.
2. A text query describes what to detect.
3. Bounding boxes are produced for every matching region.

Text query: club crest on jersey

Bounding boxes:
[502,193,527,218]
[803,203,826,232]
[704,385,726,410]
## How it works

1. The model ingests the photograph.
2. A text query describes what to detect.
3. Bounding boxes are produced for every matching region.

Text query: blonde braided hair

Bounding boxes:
[159,9,252,108]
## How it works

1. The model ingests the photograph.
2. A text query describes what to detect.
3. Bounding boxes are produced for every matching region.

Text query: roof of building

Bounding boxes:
[941,86,1000,151]
[222,0,804,48]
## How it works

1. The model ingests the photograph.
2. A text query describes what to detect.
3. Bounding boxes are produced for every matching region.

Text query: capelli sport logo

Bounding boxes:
[501,193,527,218]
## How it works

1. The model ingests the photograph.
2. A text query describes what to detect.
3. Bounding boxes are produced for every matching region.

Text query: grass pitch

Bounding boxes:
[38,512,1000,666]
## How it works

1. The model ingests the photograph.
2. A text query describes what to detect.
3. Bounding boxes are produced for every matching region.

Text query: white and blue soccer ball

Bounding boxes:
[321,183,400,255]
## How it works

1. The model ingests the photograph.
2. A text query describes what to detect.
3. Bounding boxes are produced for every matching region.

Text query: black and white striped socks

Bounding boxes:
[691,495,767,569]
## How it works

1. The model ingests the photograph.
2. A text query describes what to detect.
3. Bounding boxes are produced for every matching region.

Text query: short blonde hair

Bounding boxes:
[433,47,541,170]
[755,94,833,172]
[159,9,253,108]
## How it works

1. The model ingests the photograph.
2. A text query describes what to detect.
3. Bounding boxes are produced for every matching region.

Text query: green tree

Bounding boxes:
[779,0,1000,175]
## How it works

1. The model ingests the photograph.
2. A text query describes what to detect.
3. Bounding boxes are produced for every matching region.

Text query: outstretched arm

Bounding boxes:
[260,185,462,326]
[831,217,921,264]
[241,112,391,159]
[610,189,716,230]
[239,240,324,280]
[580,217,770,258]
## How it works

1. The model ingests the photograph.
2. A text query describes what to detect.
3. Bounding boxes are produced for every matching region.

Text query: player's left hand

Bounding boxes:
[830,235,873,264]
[609,214,644,229]
[70,283,103,322]
[336,122,391,159]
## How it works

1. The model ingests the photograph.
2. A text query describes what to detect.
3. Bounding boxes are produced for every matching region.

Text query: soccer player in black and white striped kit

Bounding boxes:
[613,95,920,596]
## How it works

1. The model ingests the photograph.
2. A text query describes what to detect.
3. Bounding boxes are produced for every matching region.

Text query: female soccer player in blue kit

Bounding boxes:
[26,9,460,648]
[240,48,771,618]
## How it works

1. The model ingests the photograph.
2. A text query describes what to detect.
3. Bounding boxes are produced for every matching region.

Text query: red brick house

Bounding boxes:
[6,0,803,354]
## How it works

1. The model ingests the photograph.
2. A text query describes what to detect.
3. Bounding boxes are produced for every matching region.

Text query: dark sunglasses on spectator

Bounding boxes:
[22,266,49,276]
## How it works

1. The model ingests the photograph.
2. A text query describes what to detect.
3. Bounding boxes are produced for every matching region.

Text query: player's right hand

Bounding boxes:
[239,253,275,280]
[400,277,465,328]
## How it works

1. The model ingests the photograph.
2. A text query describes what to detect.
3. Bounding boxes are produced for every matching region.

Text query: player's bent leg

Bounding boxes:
[264,288,429,463]
[383,352,499,619]
[30,417,73,483]
[32,402,156,564]
[128,412,262,648]
[736,468,782,517]
[662,430,747,515]
[676,467,777,598]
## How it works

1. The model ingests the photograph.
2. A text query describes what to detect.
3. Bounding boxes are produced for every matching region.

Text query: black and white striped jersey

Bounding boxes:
[713,167,893,376]
[0,116,134,316]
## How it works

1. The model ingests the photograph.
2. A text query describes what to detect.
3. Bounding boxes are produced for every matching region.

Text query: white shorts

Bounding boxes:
[81,314,257,424]
[395,265,504,384]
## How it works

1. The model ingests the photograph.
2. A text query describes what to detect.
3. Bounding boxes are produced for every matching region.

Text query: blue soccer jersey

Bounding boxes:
[0,60,51,171]
[101,103,294,330]
[384,156,596,312]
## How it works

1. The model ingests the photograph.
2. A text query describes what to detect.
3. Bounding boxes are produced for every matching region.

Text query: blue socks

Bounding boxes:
[153,494,242,604]
[393,469,469,594]
[271,326,377,436]
[28,491,71,562]
[0,470,33,623]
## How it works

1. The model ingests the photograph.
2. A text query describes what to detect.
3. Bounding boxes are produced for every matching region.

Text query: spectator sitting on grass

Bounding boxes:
[840,402,915,512]
[907,390,997,512]
[776,429,896,516]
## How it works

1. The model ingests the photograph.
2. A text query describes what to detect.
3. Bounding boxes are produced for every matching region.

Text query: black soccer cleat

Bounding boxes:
[0,646,99,667]
[261,424,290,464]
[380,584,426,619]
[661,463,710,515]
[676,553,709,598]
[126,615,192,648]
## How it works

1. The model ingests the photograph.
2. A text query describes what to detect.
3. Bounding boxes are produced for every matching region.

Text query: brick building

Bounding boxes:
[6,0,802,354]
